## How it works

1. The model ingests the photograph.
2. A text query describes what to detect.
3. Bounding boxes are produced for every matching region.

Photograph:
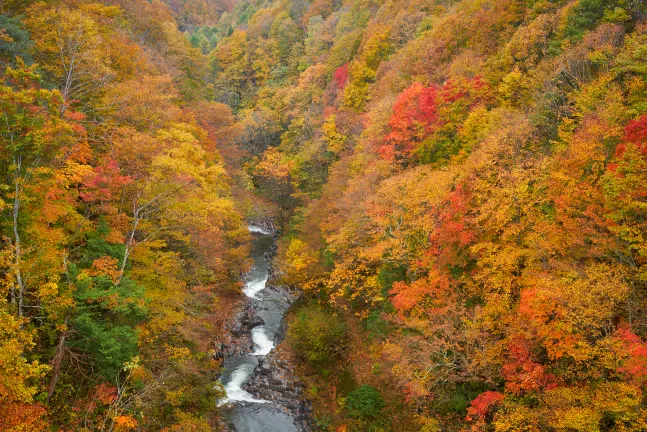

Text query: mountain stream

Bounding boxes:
[218,226,300,432]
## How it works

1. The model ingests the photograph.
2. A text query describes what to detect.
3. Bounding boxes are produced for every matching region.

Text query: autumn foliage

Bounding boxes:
[205,0,647,430]
[5,0,647,430]
[0,1,247,430]
[333,63,349,89]
[379,78,488,164]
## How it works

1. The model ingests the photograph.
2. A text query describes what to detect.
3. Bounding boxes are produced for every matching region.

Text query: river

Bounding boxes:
[218,225,300,431]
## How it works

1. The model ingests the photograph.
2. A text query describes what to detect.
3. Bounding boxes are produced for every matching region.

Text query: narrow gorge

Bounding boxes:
[3,0,647,431]
[218,225,310,432]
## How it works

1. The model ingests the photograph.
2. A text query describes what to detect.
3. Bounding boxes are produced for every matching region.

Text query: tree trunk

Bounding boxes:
[116,209,140,285]
[12,157,25,319]
[47,313,70,402]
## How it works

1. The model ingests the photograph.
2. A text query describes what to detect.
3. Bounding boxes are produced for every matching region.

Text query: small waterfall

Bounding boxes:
[220,364,268,405]
[242,275,268,299]
[251,327,275,356]
[248,225,272,235]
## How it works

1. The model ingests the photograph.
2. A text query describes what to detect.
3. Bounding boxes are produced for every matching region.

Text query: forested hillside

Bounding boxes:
[3,0,647,431]
[0,1,250,430]
[189,0,647,430]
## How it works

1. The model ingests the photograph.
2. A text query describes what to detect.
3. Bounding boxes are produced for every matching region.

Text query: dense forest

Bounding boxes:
[3,0,647,431]
[0,0,249,430]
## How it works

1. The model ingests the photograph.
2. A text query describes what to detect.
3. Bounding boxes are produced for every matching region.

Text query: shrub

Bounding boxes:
[345,385,385,419]
[288,305,347,369]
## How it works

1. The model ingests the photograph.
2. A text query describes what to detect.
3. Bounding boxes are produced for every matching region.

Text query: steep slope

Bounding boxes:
[0,1,250,430]
[199,0,647,430]
[4,0,647,430]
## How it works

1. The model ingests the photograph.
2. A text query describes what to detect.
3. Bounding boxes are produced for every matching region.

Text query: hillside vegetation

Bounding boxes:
[3,0,647,431]
[194,0,647,430]
[0,0,248,430]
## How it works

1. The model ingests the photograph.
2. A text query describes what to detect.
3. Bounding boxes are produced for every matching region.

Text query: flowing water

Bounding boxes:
[218,226,299,431]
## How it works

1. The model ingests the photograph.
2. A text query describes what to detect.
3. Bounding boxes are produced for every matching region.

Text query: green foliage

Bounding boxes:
[564,0,607,42]
[563,0,647,43]
[70,273,146,380]
[345,385,386,419]
[78,219,126,267]
[314,414,332,429]
[0,15,32,66]
[434,382,492,416]
[234,1,257,26]
[364,310,392,339]
[288,304,347,369]
[189,26,220,54]
[375,264,405,303]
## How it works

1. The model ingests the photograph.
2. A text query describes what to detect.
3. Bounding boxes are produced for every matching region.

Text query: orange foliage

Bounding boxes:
[0,403,49,432]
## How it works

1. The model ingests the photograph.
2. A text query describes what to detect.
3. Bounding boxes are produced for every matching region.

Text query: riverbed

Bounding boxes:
[218,226,300,432]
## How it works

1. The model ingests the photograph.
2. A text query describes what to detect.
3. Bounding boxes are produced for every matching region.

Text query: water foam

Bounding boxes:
[251,326,275,356]
[242,275,268,299]
[248,225,272,235]
[219,364,268,406]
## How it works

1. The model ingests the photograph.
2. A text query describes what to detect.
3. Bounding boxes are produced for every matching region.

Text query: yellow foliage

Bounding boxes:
[281,238,319,289]
[0,308,49,405]
[323,115,347,154]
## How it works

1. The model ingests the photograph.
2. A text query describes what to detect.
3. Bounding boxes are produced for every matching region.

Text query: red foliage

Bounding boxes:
[333,63,349,89]
[428,186,475,256]
[390,186,475,315]
[379,82,439,161]
[63,108,87,122]
[617,325,647,385]
[624,115,647,146]
[502,338,557,395]
[413,186,475,275]
[80,159,131,206]
[323,106,336,117]
[465,391,504,422]
[612,115,647,163]
[379,77,487,162]
[95,382,118,405]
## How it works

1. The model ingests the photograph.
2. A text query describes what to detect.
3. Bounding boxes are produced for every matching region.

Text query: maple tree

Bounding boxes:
[379,78,489,164]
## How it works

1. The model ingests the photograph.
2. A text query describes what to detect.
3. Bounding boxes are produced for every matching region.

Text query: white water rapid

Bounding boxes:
[220,364,268,405]
[248,225,272,235]
[251,327,275,356]
[242,275,268,299]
